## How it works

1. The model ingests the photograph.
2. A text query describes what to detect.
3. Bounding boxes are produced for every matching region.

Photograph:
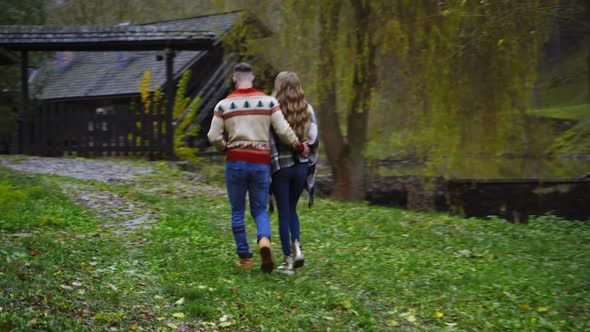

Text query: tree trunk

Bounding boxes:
[553,21,563,80]
[334,1,376,200]
[317,0,349,198]
[317,0,376,201]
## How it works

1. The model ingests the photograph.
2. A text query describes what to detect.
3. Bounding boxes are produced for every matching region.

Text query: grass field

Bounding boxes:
[0,161,589,331]
[529,103,589,121]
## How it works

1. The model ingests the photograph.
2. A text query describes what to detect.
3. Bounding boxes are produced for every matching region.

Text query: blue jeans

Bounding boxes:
[271,163,309,256]
[225,161,272,258]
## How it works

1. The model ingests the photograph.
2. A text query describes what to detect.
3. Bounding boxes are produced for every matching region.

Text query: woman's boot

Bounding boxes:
[277,255,295,275]
[293,240,305,268]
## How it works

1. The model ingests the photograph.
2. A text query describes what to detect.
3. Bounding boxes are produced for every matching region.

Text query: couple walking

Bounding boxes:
[207,63,319,275]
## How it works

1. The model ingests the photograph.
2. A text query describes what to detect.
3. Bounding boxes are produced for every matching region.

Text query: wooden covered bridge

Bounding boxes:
[0,11,270,159]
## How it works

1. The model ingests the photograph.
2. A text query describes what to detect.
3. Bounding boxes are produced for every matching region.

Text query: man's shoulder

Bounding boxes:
[217,93,278,112]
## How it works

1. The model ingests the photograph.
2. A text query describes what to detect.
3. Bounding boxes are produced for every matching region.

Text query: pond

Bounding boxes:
[323,156,590,222]
[371,156,590,180]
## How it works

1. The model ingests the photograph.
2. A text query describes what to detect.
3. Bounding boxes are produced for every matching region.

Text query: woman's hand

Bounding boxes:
[301,140,311,157]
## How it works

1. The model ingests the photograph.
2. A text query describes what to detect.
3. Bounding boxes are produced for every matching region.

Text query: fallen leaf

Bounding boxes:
[172,312,185,319]
[341,300,353,310]
[60,284,73,290]
[219,314,230,322]
[519,304,532,311]
[130,323,138,330]
[219,321,233,328]
[107,283,118,291]
[166,322,178,329]
[385,320,399,327]
[2,323,16,329]
[175,297,185,305]
[323,316,335,321]
[435,310,444,318]
[537,306,548,312]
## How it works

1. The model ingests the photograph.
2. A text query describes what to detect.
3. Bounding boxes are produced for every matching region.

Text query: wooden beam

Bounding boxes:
[20,50,30,155]
[165,49,176,160]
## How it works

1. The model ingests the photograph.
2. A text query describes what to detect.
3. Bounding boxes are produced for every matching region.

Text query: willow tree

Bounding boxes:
[225,0,560,197]
[413,0,560,176]
[47,0,219,25]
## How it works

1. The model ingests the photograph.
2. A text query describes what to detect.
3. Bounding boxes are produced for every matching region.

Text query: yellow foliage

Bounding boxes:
[519,304,532,311]
[138,70,152,112]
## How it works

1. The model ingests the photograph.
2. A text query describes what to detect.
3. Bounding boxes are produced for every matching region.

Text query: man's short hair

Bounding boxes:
[233,63,254,82]
[233,63,253,74]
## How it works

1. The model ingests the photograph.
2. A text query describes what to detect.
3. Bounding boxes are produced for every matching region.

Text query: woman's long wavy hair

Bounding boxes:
[272,71,310,139]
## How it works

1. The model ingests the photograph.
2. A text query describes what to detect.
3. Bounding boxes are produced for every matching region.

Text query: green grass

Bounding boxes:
[1,162,589,331]
[528,103,590,158]
[529,104,590,121]
[547,119,590,156]
[535,44,589,109]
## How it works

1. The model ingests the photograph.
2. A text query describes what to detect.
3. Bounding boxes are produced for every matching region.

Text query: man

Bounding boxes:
[207,63,309,273]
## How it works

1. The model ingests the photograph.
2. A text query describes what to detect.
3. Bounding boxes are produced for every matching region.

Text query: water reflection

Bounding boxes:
[374,157,590,180]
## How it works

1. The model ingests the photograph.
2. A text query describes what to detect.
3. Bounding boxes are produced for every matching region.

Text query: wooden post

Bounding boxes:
[165,49,176,160]
[587,0,590,99]
[20,50,30,155]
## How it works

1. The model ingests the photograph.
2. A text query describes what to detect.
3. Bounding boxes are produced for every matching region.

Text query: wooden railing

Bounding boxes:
[24,98,171,159]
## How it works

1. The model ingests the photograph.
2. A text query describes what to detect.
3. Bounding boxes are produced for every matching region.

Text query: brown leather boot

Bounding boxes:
[236,257,253,270]
[258,237,274,273]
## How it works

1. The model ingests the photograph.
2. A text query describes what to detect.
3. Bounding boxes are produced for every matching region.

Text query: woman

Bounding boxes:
[270,71,318,275]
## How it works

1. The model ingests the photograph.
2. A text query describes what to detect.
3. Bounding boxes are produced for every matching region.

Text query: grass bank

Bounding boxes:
[529,103,589,121]
[0,162,589,331]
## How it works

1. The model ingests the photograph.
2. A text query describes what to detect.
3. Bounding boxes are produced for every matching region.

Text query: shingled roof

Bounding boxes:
[34,50,204,99]
[29,11,245,100]
[144,10,242,36]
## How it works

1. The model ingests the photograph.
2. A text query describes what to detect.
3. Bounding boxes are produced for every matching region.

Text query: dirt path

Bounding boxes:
[1,156,225,233]
[0,156,152,182]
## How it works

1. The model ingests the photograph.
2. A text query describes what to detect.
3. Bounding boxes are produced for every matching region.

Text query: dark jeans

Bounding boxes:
[271,163,309,256]
[225,161,272,258]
